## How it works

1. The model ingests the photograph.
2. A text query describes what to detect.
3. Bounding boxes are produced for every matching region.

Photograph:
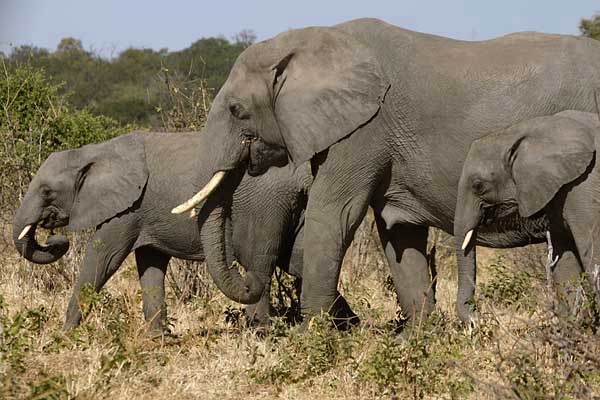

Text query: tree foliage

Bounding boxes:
[2,32,254,126]
[580,13,600,40]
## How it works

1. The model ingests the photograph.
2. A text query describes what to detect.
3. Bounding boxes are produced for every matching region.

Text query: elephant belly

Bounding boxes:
[133,225,205,262]
[373,180,452,231]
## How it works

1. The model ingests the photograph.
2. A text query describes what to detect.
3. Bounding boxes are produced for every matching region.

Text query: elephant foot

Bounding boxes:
[457,300,477,327]
[299,294,360,332]
[245,302,276,329]
[330,295,360,331]
[62,313,83,332]
[148,324,179,341]
[245,311,273,329]
[62,321,78,332]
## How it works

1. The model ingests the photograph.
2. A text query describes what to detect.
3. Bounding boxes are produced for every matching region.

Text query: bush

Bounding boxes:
[0,61,131,239]
[480,255,536,310]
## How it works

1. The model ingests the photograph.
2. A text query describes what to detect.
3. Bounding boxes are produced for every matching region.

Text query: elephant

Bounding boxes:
[173,17,600,327]
[13,130,356,332]
[455,110,600,321]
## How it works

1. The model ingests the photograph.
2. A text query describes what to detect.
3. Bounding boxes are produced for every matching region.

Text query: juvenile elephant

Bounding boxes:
[12,131,355,332]
[173,18,600,326]
[455,110,600,322]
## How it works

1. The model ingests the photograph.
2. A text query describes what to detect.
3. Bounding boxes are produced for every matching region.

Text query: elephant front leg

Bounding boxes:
[547,228,586,317]
[374,219,435,327]
[63,217,136,330]
[245,278,274,327]
[135,247,170,334]
[301,192,369,329]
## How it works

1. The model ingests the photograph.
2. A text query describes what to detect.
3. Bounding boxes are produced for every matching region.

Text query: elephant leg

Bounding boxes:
[245,278,274,327]
[548,228,584,315]
[301,187,369,329]
[135,247,170,333]
[374,218,434,326]
[63,215,136,330]
[568,220,600,302]
[285,222,357,325]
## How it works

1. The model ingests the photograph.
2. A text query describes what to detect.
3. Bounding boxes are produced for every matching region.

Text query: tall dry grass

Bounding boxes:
[3,223,600,399]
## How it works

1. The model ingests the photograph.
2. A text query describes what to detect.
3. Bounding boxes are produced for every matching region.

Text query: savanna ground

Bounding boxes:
[2,54,600,399]
[2,218,600,400]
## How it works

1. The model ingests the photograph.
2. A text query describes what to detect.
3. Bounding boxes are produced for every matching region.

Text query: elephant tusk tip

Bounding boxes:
[461,229,474,251]
[171,205,189,214]
[17,224,32,240]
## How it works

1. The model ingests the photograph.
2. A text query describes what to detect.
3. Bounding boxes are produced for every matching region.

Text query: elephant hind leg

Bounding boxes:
[374,218,435,329]
[135,247,170,333]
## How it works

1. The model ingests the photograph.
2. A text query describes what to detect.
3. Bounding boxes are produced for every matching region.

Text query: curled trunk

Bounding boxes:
[13,221,69,264]
[200,199,265,304]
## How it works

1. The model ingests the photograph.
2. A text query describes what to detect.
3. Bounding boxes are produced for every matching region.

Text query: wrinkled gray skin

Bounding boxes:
[181,17,600,326]
[12,131,349,332]
[455,110,600,323]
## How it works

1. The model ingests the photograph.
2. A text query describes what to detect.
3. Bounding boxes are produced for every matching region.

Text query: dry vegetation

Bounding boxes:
[2,222,600,399]
[3,61,600,400]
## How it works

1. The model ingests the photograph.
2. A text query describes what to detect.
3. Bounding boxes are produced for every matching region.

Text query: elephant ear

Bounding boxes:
[509,118,595,218]
[270,26,390,165]
[68,132,149,230]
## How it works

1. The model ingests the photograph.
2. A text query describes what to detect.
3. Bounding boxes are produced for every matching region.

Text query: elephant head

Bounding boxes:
[454,114,596,322]
[172,25,389,214]
[13,132,148,264]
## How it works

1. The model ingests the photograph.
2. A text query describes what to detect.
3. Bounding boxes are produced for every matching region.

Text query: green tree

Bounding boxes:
[580,13,600,40]
[56,37,84,53]
[3,30,251,126]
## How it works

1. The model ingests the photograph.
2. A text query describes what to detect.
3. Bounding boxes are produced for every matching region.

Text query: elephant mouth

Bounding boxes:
[38,207,69,230]
[39,216,69,230]
[477,202,519,227]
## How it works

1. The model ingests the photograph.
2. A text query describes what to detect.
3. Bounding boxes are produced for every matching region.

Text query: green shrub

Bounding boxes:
[0,61,132,221]
[480,256,535,310]
[357,313,474,398]
[248,314,354,385]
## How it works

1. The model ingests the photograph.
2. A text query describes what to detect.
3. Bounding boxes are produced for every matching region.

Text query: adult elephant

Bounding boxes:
[174,18,600,326]
[13,131,356,332]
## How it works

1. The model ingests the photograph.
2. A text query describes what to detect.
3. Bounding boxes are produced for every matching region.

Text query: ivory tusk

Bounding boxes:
[171,171,227,214]
[461,229,474,251]
[18,224,32,240]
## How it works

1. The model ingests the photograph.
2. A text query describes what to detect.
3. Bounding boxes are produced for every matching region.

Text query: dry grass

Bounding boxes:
[2,222,600,400]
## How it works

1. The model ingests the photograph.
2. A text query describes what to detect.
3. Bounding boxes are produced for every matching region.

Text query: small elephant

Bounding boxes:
[13,131,355,332]
[455,110,600,323]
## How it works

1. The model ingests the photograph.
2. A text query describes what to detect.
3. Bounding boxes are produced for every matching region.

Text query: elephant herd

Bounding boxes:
[12,18,600,334]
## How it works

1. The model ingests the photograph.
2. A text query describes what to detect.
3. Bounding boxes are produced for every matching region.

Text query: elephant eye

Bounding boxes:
[39,186,55,202]
[471,180,486,195]
[229,103,250,120]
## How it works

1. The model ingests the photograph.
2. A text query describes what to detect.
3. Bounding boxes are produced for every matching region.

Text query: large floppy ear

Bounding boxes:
[68,132,149,230]
[269,26,390,165]
[509,118,595,218]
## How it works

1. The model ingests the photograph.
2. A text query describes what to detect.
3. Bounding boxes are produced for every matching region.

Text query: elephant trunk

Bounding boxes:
[454,187,483,324]
[13,203,69,264]
[200,198,265,304]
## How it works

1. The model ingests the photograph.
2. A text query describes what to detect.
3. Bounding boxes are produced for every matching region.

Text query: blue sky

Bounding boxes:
[1,0,598,56]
